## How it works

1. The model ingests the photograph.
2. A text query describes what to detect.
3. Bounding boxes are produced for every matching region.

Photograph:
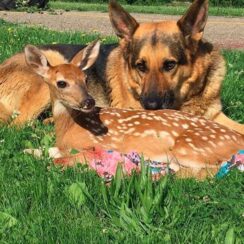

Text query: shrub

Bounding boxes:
[209,0,243,6]
[50,0,171,5]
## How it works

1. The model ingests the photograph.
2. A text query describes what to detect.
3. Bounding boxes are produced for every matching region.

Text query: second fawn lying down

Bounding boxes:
[25,42,244,178]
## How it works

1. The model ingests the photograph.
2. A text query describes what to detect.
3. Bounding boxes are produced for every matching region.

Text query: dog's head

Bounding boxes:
[109,0,209,110]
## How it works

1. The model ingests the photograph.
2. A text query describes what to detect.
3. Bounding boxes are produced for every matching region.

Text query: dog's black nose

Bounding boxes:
[81,96,95,110]
[140,91,175,110]
[142,97,162,110]
[140,93,162,110]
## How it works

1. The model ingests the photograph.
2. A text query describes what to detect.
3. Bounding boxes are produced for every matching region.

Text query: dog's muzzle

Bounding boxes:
[140,91,175,110]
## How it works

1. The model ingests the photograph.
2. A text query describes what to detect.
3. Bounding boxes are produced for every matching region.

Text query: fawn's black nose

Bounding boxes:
[81,96,95,111]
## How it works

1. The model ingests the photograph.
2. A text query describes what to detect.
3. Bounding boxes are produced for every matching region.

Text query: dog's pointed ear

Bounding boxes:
[109,0,139,41]
[177,0,208,39]
[25,45,50,77]
[71,40,100,71]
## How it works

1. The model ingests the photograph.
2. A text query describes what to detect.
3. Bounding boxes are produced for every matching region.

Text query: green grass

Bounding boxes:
[0,19,244,242]
[48,1,244,17]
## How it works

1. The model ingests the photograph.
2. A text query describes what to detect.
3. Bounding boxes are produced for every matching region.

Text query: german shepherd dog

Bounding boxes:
[0,0,243,134]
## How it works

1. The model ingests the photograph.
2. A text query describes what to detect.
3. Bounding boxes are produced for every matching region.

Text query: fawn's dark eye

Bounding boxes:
[57,80,68,88]
[163,60,177,72]
[136,60,147,73]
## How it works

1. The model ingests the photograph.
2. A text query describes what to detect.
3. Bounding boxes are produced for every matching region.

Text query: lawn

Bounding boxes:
[0,20,244,243]
[48,1,244,17]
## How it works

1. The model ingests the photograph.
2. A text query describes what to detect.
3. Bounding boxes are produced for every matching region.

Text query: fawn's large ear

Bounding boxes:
[109,0,139,41]
[177,0,208,40]
[71,40,100,71]
[25,45,50,77]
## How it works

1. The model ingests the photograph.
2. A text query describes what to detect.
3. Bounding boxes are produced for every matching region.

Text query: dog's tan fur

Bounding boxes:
[0,0,243,134]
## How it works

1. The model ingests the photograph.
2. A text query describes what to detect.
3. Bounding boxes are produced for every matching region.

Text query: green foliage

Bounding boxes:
[0,212,18,233]
[50,0,244,7]
[50,0,171,5]
[210,0,243,6]
[49,1,244,17]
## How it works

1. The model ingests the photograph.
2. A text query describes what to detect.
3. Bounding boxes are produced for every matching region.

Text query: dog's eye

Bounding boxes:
[136,61,147,73]
[163,60,177,71]
[57,80,68,88]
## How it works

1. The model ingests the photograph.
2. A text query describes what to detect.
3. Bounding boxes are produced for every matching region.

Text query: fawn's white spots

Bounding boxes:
[182,124,189,129]
[172,131,179,137]
[133,132,141,137]
[185,138,192,142]
[159,131,171,138]
[199,119,206,125]
[125,128,136,134]
[130,115,140,119]
[208,141,217,148]
[188,143,194,148]
[231,135,237,140]
[156,116,167,122]
[197,148,205,153]
[224,135,230,139]
[218,141,224,146]
[141,130,158,137]
[104,120,111,126]
[109,130,119,136]
[210,134,216,139]
[111,137,122,142]
[205,147,212,153]
[220,129,226,133]
[178,148,188,155]
[95,136,104,141]
[202,136,208,141]
[134,121,140,125]
[118,117,134,123]
[173,122,179,127]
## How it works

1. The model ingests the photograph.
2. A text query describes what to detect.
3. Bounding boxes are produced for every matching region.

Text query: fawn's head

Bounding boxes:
[25,41,100,112]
